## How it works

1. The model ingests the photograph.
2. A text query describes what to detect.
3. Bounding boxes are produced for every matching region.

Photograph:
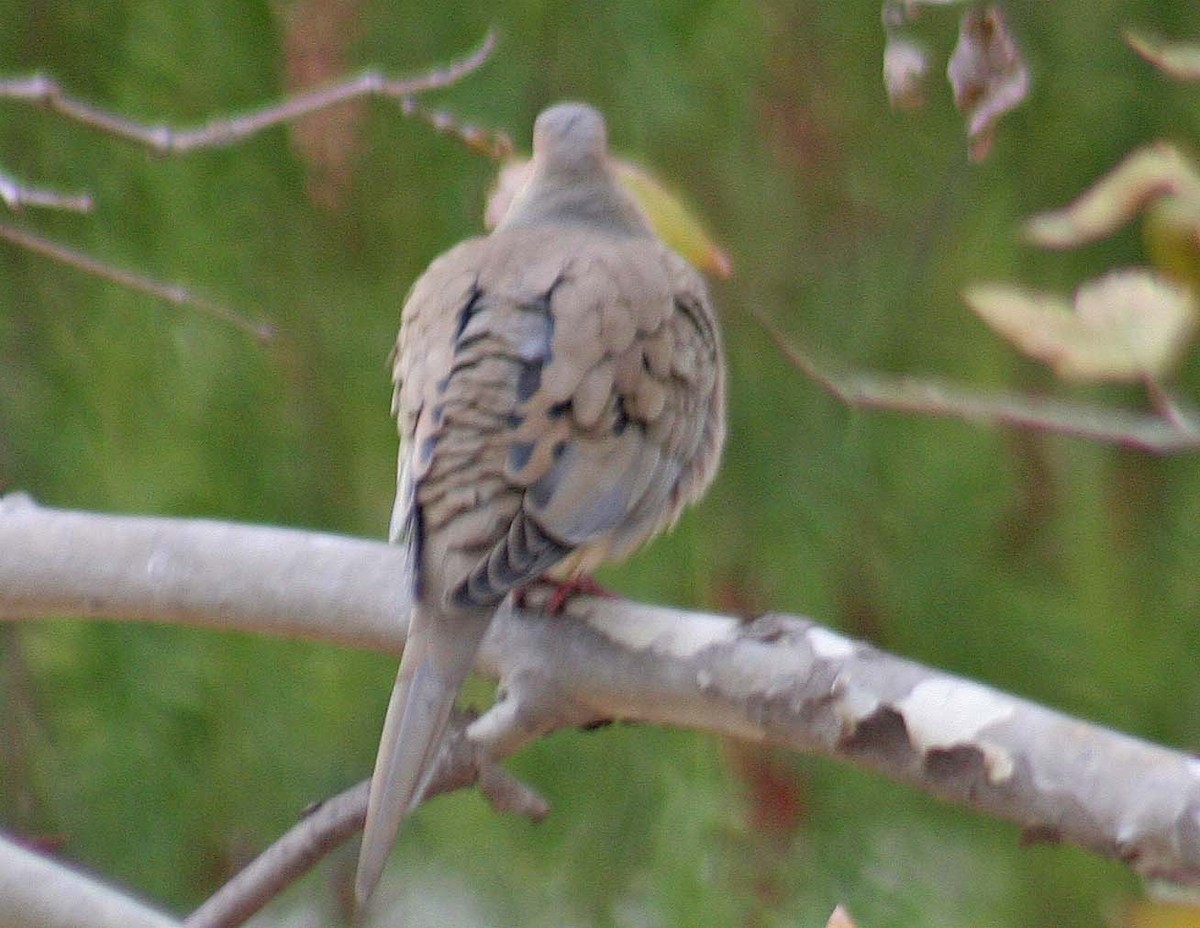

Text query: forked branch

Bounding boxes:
[2,495,1199,928]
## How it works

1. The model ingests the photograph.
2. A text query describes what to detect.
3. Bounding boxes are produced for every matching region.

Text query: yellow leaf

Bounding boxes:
[1144,195,1200,289]
[614,160,732,278]
[485,156,733,278]
[1024,143,1200,248]
[1126,31,1200,81]
[1123,897,1200,928]
[964,269,1197,381]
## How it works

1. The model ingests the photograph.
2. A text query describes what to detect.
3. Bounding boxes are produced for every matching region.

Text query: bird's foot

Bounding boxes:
[513,575,618,615]
[544,575,617,614]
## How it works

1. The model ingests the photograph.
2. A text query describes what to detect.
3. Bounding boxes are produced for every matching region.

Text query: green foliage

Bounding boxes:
[3,0,1200,924]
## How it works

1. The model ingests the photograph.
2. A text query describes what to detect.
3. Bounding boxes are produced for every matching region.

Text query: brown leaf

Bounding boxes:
[947,5,1030,161]
[883,36,931,111]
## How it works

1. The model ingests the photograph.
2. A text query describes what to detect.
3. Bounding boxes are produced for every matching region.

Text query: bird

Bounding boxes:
[355,101,726,904]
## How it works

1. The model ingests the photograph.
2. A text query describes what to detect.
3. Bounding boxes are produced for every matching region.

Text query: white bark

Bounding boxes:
[0,834,180,928]
[4,493,1200,924]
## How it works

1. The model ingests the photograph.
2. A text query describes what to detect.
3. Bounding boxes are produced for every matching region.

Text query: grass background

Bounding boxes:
[3,1,1200,925]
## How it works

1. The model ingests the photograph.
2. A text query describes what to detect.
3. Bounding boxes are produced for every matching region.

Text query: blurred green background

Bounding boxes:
[3,1,1200,926]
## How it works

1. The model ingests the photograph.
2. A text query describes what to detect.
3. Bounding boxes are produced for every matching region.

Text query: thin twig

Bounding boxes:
[747,303,1200,453]
[184,718,547,928]
[0,33,495,341]
[399,95,515,161]
[0,222,275,342]
[184,781,368,928]
[0,170,92,213]
[1144,376,1200,435]
[0,32,496,154]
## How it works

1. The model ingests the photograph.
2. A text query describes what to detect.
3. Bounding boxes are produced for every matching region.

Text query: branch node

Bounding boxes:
[477,758,550,821]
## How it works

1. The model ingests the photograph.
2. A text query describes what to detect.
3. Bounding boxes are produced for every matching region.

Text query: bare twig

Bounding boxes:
[183,781,368,928]
[184,723,547,928]
[0,32,495,344]
[0,32,496,154]
[399,95,515,161]
[1145,377,1200,435]
[0,222,275,342]
[748,304,1200,453]
[0,169,92,213]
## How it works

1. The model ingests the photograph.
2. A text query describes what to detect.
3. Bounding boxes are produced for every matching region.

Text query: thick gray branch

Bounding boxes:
[3,493,1200,918]
[0,834,180,928]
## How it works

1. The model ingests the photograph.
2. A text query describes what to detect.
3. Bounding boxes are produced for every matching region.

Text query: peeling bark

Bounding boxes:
[2,493,1200,922]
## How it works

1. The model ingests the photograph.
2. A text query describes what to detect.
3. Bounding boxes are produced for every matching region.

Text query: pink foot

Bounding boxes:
[544,575,618,614]
[514,575,619,615]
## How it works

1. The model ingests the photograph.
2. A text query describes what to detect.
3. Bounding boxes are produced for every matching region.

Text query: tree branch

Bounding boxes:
[0,832,181,928]
[183,724,547,928]
[0,223,275,342]
[747,303,1200,453]
[0,32,496,154]
[0,32,495,345]
[4,493,1200,923]
[0,170,92,213]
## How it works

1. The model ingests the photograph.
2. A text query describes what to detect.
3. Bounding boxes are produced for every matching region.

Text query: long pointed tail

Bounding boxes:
[355,604,493,905]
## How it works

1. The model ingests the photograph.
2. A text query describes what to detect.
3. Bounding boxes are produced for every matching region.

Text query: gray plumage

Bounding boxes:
[356,102,725,904]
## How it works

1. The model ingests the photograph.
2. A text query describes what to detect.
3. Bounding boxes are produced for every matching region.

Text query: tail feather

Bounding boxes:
[355,604,493,905]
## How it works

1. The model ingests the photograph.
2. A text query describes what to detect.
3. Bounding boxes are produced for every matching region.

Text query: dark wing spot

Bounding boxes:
[410,504,426,599]
[508,441,535,472]
[452,286,485,346]
[516,295,556,361]
[453,514,572,608]
[418,435,437,465]
[505,412,525,430]
[528,447,566,509]
[522,273,566,315]
[673,292,717,347]
[516,360,543,401]
[613,396,632,436]
[548,399,572,418]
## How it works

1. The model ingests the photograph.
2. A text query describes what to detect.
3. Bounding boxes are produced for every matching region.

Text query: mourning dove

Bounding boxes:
[356,102,725,903]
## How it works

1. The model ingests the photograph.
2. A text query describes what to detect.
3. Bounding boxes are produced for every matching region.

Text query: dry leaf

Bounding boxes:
[884,35,931,110]
[1024,143,1200,248]
[1122,897,1200,928]
[485,156,733,278]
[1126,31,1200,82]
[1144,195,1200,289]
[825,904,858,928]
[484,159,530,230]
[947,5,1030,161]
[964,269,1197,382]
[615,160,733,278]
